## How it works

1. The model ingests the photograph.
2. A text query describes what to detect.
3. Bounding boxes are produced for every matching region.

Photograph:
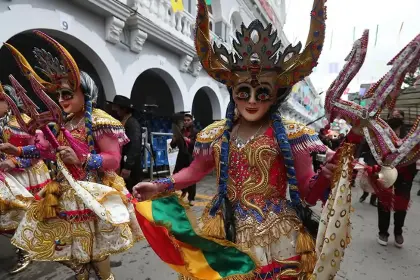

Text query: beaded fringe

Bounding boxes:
[289,134,327,155]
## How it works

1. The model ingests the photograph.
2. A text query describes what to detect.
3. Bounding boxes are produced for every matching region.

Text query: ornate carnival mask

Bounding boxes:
[4,30,81,93]
[194,0,327,92]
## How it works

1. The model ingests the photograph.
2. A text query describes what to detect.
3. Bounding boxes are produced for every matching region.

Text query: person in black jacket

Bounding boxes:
[171,113,198,205]
[376,115,417,248]
[108,95,143,192]
[356,140,378,206]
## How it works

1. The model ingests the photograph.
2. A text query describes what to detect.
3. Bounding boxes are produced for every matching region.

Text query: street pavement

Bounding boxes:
[1,174,420,280]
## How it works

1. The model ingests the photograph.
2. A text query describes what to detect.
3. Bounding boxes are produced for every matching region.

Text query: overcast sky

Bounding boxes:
[283,0,420,94]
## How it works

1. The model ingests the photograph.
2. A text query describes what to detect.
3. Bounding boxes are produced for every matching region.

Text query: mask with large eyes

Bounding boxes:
[233,82,276,122]
[57,89,75,101]
[234,84,274,102]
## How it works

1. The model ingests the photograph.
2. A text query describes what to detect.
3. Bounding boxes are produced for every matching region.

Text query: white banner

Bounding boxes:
[167,139,179,175]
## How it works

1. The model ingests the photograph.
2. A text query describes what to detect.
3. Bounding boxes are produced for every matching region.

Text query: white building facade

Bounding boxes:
[0,0,322,129]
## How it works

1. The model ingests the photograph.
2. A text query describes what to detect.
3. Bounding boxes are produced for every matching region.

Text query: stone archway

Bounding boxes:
[192,86,222,129]
[0,31,109,109]
[0,6,122,101]
[123,54,187,113]
[130,68,182,117]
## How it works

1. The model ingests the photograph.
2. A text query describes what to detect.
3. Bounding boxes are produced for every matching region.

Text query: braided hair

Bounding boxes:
[210,87,302,216]
[79,71,98,154]
[210,93,235,215]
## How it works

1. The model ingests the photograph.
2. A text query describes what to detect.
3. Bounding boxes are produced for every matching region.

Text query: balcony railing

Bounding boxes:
[133,0,194,43]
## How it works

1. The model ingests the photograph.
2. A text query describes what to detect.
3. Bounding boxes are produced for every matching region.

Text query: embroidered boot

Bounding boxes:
[9,249,31,274]
[60,261,90,280]
[92,257,114,280]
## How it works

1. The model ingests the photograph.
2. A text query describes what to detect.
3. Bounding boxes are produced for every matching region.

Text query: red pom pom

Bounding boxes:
[373,165,381,173]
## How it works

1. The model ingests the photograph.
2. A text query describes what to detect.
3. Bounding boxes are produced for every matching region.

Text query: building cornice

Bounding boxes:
[126,13,195,58]
[71,0,131,21]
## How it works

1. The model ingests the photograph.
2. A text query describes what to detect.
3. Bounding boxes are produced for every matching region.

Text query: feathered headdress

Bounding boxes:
[194,0,327,89]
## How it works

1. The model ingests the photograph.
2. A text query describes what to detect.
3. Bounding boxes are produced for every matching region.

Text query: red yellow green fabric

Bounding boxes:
[135,194,257,279]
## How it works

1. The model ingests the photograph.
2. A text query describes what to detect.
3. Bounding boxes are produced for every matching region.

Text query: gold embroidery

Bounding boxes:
[196,119,226,144]
[12,203,135,263]
[283,119,317,139]
[241,142,278,217]
[20,205,72,260]
[235,208,301,248]
[214,133,283,218]
[92,109,125,130]
[7,114,31,129]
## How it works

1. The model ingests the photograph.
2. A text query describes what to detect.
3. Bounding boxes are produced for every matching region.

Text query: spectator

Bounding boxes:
[377,116,417,247]
[108,95,143,192]
[171,113,198,206]
[356,140,378,206]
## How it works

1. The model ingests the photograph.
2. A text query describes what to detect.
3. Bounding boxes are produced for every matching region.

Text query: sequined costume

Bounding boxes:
[133,0,332,279]
[0,84,51,233]
[0,113,51,232]
[3,32,143,280]
[176,120,327,279]
[10,109,143,263]
[0,85,52,274]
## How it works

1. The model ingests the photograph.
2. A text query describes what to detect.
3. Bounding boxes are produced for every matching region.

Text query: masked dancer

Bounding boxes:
[0,83,52,274]
[1,34,143,280]
[133,1,336,279]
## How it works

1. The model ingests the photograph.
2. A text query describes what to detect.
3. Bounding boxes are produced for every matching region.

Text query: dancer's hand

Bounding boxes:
[321,148,338,179]
[0,143,20,156]
[57,146,80,165]
[321,162,337,179]
[133,182,161,201]
[0,159,16,172]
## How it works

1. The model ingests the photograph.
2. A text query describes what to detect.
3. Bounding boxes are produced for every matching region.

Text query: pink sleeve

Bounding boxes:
[171,154,215,190]
[96,134,122,171]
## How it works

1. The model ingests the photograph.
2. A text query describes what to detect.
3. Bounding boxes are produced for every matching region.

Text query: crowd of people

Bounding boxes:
[315,109,418,248]
[0,0,418,279]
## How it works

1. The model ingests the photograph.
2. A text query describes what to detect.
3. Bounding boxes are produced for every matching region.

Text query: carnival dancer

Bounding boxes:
[0,35,143,280]
[0,83,51,274]
[316,30,420,279]
[133,0,336,279]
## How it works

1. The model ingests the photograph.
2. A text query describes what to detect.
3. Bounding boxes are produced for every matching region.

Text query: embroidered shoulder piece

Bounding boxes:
[283,119,327,155]
[92,109,129,146]
[194,119,226,156]
[7,114,31,129]
[3,114,32,143]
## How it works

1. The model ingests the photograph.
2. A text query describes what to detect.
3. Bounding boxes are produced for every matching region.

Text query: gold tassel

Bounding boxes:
[300,251,317,273]
[35,181,60,221]
[102,173,124,191]
[296,227,315,254]
[201,213,226,239]
[296,226,317,275]
[0,199,10,212]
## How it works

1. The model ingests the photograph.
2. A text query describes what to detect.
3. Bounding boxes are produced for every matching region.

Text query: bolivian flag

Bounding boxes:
[135,194,257,280]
